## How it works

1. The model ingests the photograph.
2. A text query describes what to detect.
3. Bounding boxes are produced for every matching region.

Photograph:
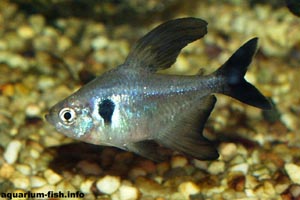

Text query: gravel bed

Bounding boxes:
[1,1,300,200]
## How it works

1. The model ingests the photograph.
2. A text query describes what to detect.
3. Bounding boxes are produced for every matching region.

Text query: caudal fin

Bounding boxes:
[215,38,271,110]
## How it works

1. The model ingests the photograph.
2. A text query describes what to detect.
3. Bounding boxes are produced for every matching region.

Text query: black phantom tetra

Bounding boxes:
[46,18,271,161]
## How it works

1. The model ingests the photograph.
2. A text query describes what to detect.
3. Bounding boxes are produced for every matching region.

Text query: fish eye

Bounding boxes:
[59,107,76,125]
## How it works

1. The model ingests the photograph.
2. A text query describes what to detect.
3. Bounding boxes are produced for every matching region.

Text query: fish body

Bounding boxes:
[46,18,271,161]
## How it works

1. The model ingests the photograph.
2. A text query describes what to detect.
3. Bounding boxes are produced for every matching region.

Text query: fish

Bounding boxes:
[46,17,271,161]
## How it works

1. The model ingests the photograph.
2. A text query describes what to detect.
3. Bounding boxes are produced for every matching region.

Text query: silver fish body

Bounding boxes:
[46,18,271,161]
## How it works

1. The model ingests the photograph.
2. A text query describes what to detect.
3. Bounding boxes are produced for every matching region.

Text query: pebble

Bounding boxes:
[30,176,47,188]
[156,162,170,175]
[96,175,121,194]
[129,167,147,179]
[208,161,225,175]
[42,135,62,147]
[118,184,139,200]
[44,169,63,185]
[290,184,300,198]
[0,163,15,179]
[80,179,94,193]
[76,160,102,175]
[285,163,300,184]
[56,180,76,192]
[229,163,249,175]
[193,159,209,170]
[281,113,297,131]
[31,184,56,194]
[69,174,85,189]
[37,76,56,90]
[245,175,260,189]
[136,160,156,174]
[57,36,72,52]
[12,174,30,190]
[227,173,245,191]
[1,83,15,97]
[252,167,271,180]
[0,39,7,50]
[178,181,200,199]
[30,148,40,159]
[25,103,41,117]
[253,181,276,198]
[17,25,35,39]
[219,143,238,161]
[135,177,169,197]
[171,156,188,168]
[275,182,290,194]
[29,14,45,33]
[5,53,29,69]
[15,164,31,176]
[91,36,109,50]
[4,140,22,164]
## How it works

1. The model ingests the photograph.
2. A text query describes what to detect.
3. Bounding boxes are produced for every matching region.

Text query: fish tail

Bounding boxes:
[215,38,271,109]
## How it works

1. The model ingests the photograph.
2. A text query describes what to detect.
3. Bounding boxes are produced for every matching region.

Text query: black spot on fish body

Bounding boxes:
[99,99,115,124]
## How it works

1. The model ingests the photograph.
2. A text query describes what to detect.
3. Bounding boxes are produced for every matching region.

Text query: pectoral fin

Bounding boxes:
[124,17,207,72]
[157,95,219,160]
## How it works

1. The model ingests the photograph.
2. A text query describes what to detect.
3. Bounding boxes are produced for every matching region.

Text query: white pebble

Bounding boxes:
[178,181,200,199]
[57,36,72,52]
[208,161,225,175]
[80,179,94,193]
[96,175,121,194]
[31,184,56,194]
[4,140,22,164]
[118,184,139,200]
[171,156,188,168]
[42,135,61,147]
[229,163,249,175]
[37,76,55,90]
[285,163,300,184]
[25,104,41,117]
[30,176,47,188]
[56,180,76,192]
[281,113,297,131]
[0,163,15,178]
[220,143,237,161]
[17,25,35,39]
[92,36,109,50]
[12,175,30,190]
[15,164,31,176]
[30,148,40,159]
[44,169,63,185]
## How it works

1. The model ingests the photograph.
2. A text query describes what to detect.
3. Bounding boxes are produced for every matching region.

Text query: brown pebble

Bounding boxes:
[1,84,14,96]
[227,172,245,191]
[0,163,15,178]
[76,160,103,176]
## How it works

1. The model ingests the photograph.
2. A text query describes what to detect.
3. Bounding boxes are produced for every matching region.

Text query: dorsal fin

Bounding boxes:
[157,95,219,160]
[124,17,207,73]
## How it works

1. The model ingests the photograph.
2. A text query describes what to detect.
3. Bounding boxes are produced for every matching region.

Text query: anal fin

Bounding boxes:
[157,95,219,160]
[126,140,170,162]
